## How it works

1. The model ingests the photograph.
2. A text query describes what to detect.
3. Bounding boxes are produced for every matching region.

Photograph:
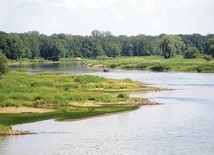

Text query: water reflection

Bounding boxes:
[10,61,102,74]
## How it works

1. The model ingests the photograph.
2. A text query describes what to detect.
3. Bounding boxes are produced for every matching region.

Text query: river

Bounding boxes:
[1,62,214,155]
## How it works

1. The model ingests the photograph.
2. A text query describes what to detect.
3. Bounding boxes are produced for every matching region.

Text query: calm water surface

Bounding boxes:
[1,62,214,155]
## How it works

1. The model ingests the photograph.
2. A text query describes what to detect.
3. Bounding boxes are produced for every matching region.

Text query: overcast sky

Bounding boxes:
[0,0,214,36]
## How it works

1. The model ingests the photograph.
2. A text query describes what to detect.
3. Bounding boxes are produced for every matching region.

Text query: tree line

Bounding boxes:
[0,30,214,61]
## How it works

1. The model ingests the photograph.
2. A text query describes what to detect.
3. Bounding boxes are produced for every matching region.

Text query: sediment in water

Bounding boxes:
[0,130,36,136]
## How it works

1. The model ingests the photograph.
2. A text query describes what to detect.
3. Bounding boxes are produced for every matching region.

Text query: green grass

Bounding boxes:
[0,71,151,108]
[86,56,214,72]
[0,105,139,126]
[0,71,155,130]
[0,124,12,132]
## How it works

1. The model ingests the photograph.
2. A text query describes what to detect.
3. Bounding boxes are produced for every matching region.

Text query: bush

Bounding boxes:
[116,93,129,99]
[74,75,105,84]
[204,55,212,61]
[31,81,53,87]
[0,124,12,131]
[96,56,111,60]
[124,78,132,82]
[110,64,118,68]
[184,47,200,59]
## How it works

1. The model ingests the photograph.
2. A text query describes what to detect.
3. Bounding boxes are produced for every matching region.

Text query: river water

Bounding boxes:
[1,62,214,155]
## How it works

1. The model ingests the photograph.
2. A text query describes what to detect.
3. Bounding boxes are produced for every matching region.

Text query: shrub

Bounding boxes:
[124,78,132,82]
[31,81,53,87]
[116,93,129,99]
[96,56,111,60]
[0,124,12,131]
[204,55,212,61]
[110,64,118,68]
[17,69,27,72]
[74,75,105,84]
[184,47,200,59]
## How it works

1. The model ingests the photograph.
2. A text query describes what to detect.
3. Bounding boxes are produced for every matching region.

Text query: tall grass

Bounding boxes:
[86,56,214,72]
[0,71,148,108]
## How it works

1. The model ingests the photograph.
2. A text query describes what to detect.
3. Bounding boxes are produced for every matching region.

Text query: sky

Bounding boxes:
[0,0,214,36]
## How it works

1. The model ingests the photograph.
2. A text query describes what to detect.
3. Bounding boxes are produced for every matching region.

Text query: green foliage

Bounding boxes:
[0,124,12,131]
[204,54,212,61]
[96,56,111,60]
[0,72,145,108]
[116,93,129,99]
[0,104,139,127]
[0,51,9,76]
[74,75,105,84]
[1,31,214,63]
[160,35,185,59]
[86,56,214,72]
[184,47,200,59]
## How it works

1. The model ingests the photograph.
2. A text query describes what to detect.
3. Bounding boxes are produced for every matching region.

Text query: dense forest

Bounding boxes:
[0,30,214,61]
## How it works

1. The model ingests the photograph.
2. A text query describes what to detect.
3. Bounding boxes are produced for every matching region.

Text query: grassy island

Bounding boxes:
[86,56,214,72]
[0,71,161,135]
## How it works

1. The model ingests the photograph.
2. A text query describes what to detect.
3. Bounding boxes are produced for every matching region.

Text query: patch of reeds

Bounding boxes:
[0,71,148,108]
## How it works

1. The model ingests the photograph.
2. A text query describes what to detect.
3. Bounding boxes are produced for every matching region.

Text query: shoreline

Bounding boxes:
[8,58,214,73]
[0,68,167,136]
[64,101,162,122]
[0,130,36,136]
[0,98,162,136]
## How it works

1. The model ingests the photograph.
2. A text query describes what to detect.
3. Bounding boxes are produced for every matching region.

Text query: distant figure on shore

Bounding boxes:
[103,68,109,72]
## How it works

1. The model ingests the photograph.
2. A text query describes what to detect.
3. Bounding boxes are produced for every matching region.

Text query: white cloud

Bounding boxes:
[1,0,213,35]
[136,0,156,11]
[116,14,126,22]
[163,0,214,8]
[9,0,25,5]
[64,0,105,11]
[150,19,162,30]
[63,0,157,12]
[5,0,62,8]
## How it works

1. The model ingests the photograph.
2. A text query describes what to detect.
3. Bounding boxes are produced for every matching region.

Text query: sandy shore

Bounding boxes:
[0,107,54,114]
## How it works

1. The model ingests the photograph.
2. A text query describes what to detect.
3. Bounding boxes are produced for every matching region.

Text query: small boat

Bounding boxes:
[103,68,109,72]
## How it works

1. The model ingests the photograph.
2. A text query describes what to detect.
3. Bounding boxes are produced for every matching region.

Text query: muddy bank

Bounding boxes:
[0,130,36,136]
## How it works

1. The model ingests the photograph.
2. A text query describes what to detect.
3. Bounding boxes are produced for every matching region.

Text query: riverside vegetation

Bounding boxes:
[0,31,214,62]
[86,56,214,72]
[0,71,161,135]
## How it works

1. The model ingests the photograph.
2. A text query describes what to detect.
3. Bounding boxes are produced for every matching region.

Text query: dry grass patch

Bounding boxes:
[68,101,101,107]
[0,107,54,114]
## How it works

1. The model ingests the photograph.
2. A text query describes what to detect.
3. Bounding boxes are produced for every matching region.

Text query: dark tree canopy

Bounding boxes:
[184,47,200,59]
[0,30,214,61]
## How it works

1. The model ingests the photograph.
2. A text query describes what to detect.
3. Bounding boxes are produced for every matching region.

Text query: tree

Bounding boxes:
[93,40,105,58]
[0,31,8,53]
[122,41,133,56]
[3,34,25,60]
[207,38,214,58]
[183,47,200,59]
[0,50,9,76]
[160,35,184,59]
[81,38,94,58]
[91,30,101,38]
[1,31,214,60]
[29,36,40,59]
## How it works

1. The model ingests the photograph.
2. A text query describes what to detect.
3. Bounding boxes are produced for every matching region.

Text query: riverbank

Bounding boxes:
[8,57,85,66]
[0,71,165,135]
[0,130,36,136]
[86,56,214,72]
[8,56,214,73]
[0,98,160,136]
